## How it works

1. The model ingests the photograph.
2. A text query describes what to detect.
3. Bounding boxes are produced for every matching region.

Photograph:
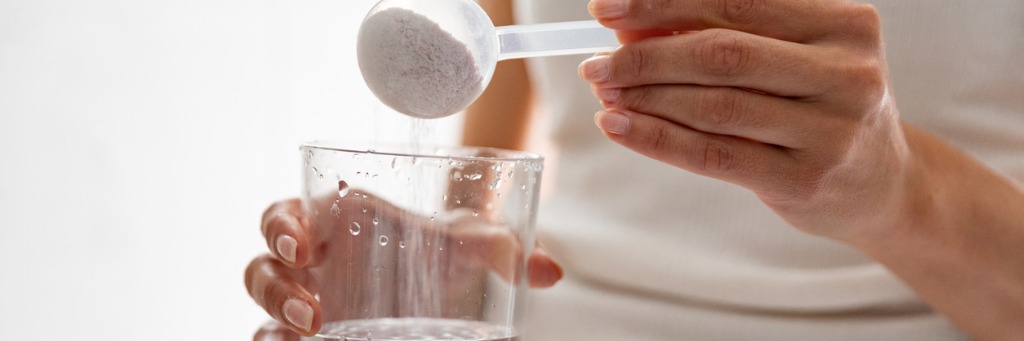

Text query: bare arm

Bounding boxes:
[462,0,535,150]
[852,124,1024,341]
[580,0,1024,339]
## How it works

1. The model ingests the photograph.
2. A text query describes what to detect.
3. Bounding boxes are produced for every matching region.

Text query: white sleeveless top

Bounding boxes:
[516,1,1024,340]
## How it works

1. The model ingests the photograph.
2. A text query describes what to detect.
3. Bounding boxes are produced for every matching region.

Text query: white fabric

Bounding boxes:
[514,0,1023,339]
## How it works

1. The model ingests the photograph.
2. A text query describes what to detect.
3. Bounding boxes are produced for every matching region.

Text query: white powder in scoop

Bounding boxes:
[357,8,483,119]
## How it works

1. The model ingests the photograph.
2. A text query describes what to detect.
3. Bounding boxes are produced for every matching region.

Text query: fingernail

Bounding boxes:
[589,0,630,19]
[595,110,631,135]
[275,235,297,264]
[579,55,611,83]
[283,298,313,332]
[596,87,620,104]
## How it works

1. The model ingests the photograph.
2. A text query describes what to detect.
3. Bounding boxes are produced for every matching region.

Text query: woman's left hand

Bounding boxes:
[582,0,908,241]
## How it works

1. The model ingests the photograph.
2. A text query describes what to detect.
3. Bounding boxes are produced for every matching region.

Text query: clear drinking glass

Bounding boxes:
[299,141,543,341]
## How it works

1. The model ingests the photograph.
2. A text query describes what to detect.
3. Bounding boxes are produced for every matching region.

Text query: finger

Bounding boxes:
[580,29,831,97]
[527,245,563,288]
[446,218,524,283]
[589,0,863,43]
[595,84,836,148]
[245,254,322,336]
[443,214,564,288]
[271,191,406,268]
[594,109,799,196]
[254,320,301,341]
[615,28,680,43]
[262,199,313,268]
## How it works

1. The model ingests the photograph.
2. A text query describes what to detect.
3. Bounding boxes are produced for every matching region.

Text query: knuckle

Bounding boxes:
[619,44,652,82]
[619,86,654,111]
[262,199,299,234]
[721,0,767,26]
[260,276,285,313]
[244,258,259,294]
[839,59,888,111]
[266,211,294,233]
[697,89,743,128]
[262,203,283,224]
[646,123,674,156]
[696,31,750,78]
[245,255,273,302]
[697,137,735,173]
[847,4,883,45]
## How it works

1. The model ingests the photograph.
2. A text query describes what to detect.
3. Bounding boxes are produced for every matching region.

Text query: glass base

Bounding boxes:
[303,317,518,341]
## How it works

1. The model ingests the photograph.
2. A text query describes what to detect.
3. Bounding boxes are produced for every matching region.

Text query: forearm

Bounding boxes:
[853,123,1024,341]
[462,0,534,151]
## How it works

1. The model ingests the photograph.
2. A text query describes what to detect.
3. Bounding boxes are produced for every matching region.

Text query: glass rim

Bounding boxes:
[300,140,544,163]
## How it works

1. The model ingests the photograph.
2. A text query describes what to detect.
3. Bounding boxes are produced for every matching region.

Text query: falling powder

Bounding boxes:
[357,8,483,119]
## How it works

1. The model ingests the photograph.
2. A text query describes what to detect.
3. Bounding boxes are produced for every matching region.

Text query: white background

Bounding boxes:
[0,0,462,339]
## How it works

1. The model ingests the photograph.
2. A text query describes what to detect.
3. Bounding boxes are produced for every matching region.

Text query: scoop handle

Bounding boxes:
[495,20,619,61]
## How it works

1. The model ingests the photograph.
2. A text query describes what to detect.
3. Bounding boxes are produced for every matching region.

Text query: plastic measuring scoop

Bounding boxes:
[357,0,619,119]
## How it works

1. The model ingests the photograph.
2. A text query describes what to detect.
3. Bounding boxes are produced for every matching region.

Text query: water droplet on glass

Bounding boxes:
[330,203,341,217]
[349,222,361,235]
[521,184,527,191]
[390,157,398,169]
[442,194,448,201]
[306,150,314,159]
[467,173,482,180]
[472,211,479,217]
[379,235,389,246]
[399,241,406,248]
[362,207,368,213]
[455,199,462,205]
[372,217,379,225]
[338,181,350,197]
[459,240,464,245]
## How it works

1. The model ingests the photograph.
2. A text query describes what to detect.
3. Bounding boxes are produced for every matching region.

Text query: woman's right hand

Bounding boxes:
[244,196,564,340]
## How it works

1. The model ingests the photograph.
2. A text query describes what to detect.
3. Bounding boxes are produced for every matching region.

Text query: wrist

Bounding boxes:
[842,123,942,253]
